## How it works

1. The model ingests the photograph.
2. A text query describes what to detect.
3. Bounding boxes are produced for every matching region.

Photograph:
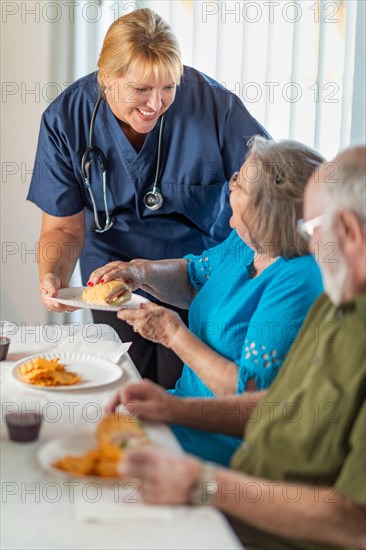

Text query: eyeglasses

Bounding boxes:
[297,215,324,242]
[228,167,285,191]
[228,172,240,190]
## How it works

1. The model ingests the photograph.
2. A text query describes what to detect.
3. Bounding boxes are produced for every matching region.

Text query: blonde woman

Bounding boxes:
[90,137,324,466]
[29,8,269,387]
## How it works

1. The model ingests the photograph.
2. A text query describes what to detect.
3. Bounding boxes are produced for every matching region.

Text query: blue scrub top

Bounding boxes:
[27,66,269,284]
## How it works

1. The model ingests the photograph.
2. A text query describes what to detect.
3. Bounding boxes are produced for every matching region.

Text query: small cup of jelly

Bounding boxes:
[0,336,10,361]
[5,412,43,442]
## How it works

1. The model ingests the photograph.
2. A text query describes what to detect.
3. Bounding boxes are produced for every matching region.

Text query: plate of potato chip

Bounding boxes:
[12,352,123,391]
[37,434,123,481]
[38,414,149,480]
[38,434,124,480]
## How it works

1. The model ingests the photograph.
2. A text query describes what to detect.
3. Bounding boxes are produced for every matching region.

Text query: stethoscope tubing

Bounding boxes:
[151,110,165,195]
[81,90,166,231]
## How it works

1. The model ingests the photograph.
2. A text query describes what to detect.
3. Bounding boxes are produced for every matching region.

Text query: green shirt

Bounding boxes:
[230,292,366,550]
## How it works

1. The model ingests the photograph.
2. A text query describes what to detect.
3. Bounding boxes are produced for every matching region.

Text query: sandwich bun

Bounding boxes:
[97,413,148,448]
[82,280,131,306]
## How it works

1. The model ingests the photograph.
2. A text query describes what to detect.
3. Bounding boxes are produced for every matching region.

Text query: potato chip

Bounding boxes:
[19,357,81,387]
[52,414,149,478]
[53,443,123,477]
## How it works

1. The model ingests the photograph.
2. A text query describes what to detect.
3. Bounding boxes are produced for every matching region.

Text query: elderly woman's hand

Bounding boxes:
[105,379,178,423]
[121,446,203,505]
[87,259,146,291]
[40,273,79,313]
[118,302,185,348]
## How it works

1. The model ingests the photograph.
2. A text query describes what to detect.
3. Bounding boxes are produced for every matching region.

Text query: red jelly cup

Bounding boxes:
[5,412,43,442]
[0,336,10,361]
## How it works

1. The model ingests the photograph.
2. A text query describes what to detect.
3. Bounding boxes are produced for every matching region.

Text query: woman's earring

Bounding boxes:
[274,174,284,185]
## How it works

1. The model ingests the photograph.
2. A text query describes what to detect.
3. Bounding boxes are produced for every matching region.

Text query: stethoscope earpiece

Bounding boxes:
[143,190,164,211]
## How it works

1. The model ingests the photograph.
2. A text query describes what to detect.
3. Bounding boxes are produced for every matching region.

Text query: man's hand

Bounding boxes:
[121,446,203,505]
[106,379,179,423]
[117,302,185,347]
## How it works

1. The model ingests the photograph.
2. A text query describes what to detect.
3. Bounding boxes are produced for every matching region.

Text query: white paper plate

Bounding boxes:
[12,352,123,391]
[46,287,149,311]
[37,434,123,481]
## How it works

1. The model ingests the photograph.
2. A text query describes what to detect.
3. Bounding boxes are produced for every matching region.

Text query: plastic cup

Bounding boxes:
[0,336,10,361]
[5,412,43,442]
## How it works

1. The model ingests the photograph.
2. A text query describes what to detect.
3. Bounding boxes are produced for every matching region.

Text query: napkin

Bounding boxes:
[74,484,191,523]
[53,325,131,365]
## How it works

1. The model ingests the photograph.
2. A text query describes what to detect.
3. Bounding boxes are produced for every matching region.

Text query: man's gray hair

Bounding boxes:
[324,149,366,222]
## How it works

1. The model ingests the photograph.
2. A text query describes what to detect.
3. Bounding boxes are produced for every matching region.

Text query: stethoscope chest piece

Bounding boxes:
[143,190,164,210]
[143,111,166,211]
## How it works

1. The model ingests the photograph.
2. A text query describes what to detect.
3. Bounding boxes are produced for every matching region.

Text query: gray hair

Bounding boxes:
[241,136,325,258]
[323,148,366,223]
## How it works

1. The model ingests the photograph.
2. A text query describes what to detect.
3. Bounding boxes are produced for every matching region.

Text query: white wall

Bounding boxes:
[1,3,49,324]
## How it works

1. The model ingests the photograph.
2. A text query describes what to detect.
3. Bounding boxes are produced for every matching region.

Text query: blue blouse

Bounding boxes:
[170,230,323,465]
[27,67,268,287]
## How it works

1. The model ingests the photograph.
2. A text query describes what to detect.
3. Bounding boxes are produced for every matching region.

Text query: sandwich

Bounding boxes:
[52,414,149,477]
[82,280,131,306]
[96,413,149,449]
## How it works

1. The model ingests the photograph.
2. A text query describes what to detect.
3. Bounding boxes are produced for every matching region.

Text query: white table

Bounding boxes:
[1,324,242,550]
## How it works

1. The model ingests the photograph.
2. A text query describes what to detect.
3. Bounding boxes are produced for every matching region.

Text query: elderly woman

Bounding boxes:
[89,137,324,465]
[28,8,269,387]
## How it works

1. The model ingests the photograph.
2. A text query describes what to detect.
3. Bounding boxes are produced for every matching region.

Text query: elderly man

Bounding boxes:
[108,146,366,549]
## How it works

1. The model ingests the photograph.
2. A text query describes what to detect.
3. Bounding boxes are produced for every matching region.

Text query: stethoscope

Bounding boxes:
[81,91,166,233]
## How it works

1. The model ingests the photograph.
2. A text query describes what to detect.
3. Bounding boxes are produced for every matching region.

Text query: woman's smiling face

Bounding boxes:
[104,67,177,134]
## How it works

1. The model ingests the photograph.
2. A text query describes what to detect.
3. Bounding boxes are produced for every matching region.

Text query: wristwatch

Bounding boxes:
[190,462,218,506]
